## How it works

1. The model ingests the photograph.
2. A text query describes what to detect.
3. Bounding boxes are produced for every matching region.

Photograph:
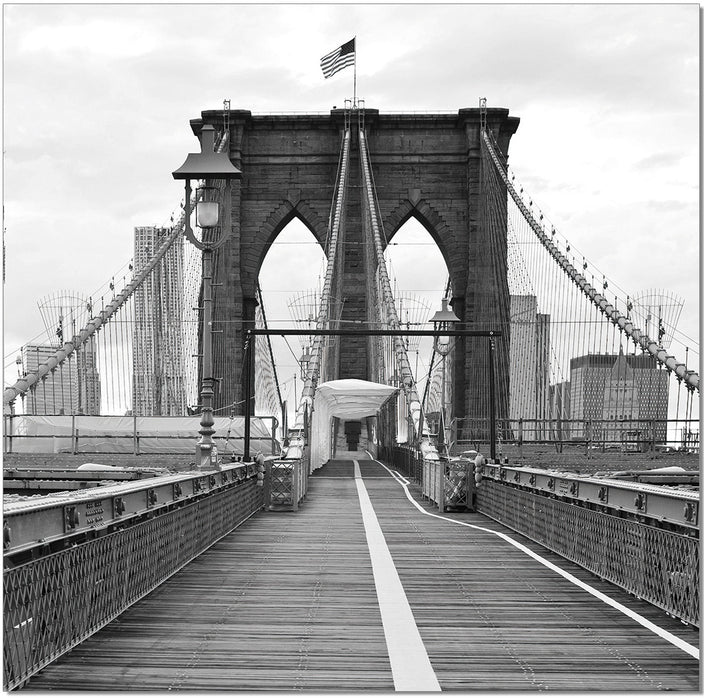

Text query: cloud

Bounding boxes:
[635,152,685,170]
[371,5,697,114]
[17,18,158,58]
[643,199,697,214]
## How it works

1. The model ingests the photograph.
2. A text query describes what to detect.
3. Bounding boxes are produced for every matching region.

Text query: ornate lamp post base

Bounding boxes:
[196,440,220,470]
[196,393,220,470]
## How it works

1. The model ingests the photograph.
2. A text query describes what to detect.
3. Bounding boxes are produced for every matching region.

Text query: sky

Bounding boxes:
[3,3,700,418]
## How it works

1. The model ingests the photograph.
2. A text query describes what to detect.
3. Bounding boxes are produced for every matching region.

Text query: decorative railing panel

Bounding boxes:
[265,459,308,511]
[384,445,476,512]
[3,479,262,691]
[477,480,699,626]
[443,461,476,510]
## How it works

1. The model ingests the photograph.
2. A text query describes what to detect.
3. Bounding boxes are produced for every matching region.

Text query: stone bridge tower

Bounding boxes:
[188,106,519,424]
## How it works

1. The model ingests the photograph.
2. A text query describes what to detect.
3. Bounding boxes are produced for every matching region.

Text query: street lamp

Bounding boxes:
[429,299,460,457]
[173,124,242,470]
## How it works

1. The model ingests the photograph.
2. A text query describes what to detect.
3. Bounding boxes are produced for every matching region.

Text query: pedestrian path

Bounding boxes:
[22,458,700,692]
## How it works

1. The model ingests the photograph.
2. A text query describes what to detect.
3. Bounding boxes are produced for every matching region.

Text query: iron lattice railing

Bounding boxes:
[421,460,476,511]
[3,479,263,691]
[265,459,308,511]
[382,445,476,512]
[477,480,699,626]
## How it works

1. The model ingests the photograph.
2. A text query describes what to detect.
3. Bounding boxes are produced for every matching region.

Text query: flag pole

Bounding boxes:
[353,36,357,108]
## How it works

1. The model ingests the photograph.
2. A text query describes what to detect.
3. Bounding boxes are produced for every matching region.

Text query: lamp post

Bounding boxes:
[429,299,460,457]
[173,124,242,470]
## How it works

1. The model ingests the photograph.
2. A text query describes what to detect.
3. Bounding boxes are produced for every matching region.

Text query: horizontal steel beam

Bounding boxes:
[479,464,699,531]
[3,462,259,560]
[246,328,502,337]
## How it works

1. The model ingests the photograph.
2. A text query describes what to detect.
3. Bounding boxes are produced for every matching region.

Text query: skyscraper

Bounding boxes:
[21,292,102,415]
[569,349,669,442]
[509,295,551,437]
[132,226,191,416]
[21,338,100,415]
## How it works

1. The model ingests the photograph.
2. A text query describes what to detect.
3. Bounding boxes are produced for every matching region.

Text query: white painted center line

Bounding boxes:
[353,461,440,692]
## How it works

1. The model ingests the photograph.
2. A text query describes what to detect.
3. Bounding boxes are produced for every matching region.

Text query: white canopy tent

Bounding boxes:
[309,379,398,470]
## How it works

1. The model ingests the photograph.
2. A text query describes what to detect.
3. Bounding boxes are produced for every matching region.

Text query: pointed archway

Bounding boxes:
[258,217,326,430]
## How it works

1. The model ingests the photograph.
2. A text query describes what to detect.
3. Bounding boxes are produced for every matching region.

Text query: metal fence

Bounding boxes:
[3,478,263,691]
[3,414,280,456]
[476,479,699,627]
[450,417,699,455]
[265,458,308,511]
[381,445,476,512]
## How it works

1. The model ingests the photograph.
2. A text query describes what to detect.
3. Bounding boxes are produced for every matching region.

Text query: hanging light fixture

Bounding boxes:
[429,298,460,356]
[172,124,242,249]
[195,185,220,228]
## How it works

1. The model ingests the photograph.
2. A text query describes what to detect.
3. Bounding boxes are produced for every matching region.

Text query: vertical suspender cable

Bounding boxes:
[257,282,284,416]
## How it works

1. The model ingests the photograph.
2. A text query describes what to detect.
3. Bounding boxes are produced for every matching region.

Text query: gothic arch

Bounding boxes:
[244,197,328,294]
[385,198,460,293]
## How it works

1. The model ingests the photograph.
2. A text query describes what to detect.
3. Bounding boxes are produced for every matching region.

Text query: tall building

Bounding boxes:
[254,289,282,423]
[549,380,571,440]
[21,339,100,415]
[509,295,551,437]
[132,226,190,416]
[569,349,669,442]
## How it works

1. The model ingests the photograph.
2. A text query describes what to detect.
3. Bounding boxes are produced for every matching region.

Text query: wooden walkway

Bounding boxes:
[22,458,700,692]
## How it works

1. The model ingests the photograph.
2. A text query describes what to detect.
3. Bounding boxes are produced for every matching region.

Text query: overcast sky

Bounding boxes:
[3,3,699,407]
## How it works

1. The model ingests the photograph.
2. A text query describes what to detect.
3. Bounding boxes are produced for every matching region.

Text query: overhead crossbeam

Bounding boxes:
[481,129,699,394]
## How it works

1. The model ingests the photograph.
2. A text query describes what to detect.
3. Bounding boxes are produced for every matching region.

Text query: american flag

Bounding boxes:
[320,38,355,78]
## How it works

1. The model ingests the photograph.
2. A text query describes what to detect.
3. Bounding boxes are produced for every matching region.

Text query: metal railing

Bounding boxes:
[265,458,308,511]
[3,475,263,690]
[380,444,423,483]
[451,417,699,456]
[477,479,699,626]
[3,414,280,456]
[380,444,476,512]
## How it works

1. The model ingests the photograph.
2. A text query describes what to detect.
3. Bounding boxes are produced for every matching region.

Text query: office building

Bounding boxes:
[509,295,551,437]
[132,226,190,415]
[569,349,669,442]
[21,339,100,415]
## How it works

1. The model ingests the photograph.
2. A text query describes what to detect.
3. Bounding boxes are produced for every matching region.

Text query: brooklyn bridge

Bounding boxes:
[3,100,699,692]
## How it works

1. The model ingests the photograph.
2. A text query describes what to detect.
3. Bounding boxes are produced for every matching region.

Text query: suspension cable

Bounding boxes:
[256,282,284,415]
[481,129,699,394]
